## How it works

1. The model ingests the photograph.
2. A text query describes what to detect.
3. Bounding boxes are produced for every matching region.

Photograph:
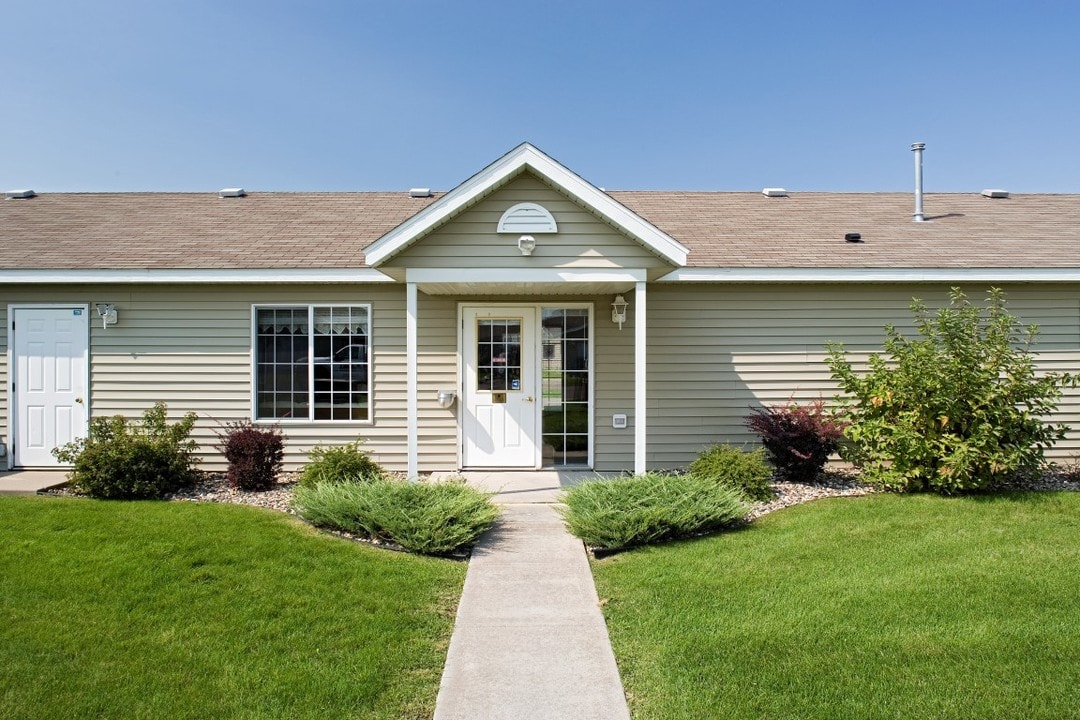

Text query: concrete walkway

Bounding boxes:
[0,470,68,495]
[433,471,631,720]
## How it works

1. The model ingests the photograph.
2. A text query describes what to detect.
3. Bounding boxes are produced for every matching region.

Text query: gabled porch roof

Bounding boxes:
[363,142,689,269]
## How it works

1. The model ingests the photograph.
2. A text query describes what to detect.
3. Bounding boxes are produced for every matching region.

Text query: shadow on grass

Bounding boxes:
[590,520,756,560]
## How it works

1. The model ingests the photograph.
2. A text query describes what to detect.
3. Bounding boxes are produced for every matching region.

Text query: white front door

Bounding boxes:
[462,306,538,468]
[11,306,89,467]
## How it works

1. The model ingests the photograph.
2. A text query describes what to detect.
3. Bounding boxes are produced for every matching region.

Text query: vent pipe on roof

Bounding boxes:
[911,142,926,222]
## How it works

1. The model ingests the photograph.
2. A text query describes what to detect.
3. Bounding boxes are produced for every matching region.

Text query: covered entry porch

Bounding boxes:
[359,143,689,477]
[403,273,650,477]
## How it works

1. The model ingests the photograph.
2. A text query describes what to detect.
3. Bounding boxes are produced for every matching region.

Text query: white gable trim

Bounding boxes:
[364,143,689,267]
[0,268,396,284]
[661,268,1080,283]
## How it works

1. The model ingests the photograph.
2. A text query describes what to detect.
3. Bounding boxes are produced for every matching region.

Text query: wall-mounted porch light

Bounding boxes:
[95,303,118,329]
[611,295,629,330]
[436,390,457,409]
[517,235,537,256]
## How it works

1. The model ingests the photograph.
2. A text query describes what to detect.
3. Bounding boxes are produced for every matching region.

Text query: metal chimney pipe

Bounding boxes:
[911,142,926,222]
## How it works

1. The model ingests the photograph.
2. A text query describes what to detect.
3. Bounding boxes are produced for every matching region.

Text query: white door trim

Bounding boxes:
[7,304,91,469]
[456,302,594,470]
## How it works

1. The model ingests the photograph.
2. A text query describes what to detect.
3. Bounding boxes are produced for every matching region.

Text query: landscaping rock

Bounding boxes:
[167,473,298,514]
[749,472,878,521]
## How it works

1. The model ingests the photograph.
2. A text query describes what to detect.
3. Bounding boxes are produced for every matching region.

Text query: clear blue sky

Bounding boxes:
[3,1,1078,192]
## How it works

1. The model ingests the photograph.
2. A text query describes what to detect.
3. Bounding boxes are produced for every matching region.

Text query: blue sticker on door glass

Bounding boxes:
[73,309,82,315]
[511,379,520,390]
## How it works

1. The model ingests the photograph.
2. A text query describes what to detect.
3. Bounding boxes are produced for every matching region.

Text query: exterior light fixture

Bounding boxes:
[611,295,629,330]
[96,303,118,329]
[436,390,457,409]
[517,235,536,256]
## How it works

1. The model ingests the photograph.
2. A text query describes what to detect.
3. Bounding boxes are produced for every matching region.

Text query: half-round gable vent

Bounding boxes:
[497,202,558,234]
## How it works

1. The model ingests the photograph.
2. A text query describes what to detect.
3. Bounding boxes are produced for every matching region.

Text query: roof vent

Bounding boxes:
[409,188,433,198]
[981,189,1009,199]
[497,202,558,234]
[219,188,246,198]
[845,232,863,243]
[5,189,36,199]
[762,187,788,197]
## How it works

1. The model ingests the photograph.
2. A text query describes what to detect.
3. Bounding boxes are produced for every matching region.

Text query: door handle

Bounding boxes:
[524,396,534,402]
[75,397,84,404]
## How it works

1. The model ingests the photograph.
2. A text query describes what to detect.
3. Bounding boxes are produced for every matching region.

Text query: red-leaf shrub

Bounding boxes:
[216,421,285,491]
[744,399,846,483]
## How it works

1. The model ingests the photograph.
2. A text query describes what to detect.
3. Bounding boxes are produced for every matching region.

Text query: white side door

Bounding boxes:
[11,306,89,467]
[462,307,538,468]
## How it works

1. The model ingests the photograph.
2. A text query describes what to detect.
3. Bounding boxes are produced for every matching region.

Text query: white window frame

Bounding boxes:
[250,303,374,424]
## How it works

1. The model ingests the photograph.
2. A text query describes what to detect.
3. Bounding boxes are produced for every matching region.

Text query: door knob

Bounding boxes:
[524,396,534,402]
[75,397,84,404]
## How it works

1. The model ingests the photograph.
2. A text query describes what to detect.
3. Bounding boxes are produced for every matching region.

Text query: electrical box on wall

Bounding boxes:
[612,414,627,429]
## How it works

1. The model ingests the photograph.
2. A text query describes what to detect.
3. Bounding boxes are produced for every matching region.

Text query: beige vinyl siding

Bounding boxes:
[416,293,459,469]
[4,281,1076,475]
[387,173,673,271]
[593,299,636,471]
[0,284,457,472]
[644,283,1080,468]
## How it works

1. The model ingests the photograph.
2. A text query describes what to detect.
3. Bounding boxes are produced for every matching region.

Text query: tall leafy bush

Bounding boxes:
[827,287,1076,493]
[53,402,199,499]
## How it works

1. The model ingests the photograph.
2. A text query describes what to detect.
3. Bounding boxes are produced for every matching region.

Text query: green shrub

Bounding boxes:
[744,399,846,483]
[215,420,284,491]
[297,439,383,488]
[292,478,499,555]
[827,287,1077,493]
[558,472,749,550]
[688,445,775,501]
[52,402,199,499]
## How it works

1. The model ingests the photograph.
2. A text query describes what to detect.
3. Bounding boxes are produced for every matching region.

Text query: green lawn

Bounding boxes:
[0,497,466,720]
[593,492,1080,720]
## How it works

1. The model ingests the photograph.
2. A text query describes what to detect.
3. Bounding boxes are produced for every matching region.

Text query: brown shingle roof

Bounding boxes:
[611,192,1080,268]
[1,190,1078,271]
[0,192,441,270]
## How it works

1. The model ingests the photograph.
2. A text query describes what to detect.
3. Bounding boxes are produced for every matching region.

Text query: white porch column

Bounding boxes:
[406,282,419,479]
[634,281,647,475]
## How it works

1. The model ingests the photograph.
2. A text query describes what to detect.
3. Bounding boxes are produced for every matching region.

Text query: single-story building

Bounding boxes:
[3,143,1079,475]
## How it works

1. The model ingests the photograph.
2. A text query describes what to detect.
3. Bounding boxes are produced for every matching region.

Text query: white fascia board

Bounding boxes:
[364,143,689,267]
[660,268,1080,283]
[0,268,396,284]
[405,267,648,284]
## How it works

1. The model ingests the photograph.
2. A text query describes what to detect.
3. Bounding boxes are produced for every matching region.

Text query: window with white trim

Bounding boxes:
[254,305,371,421]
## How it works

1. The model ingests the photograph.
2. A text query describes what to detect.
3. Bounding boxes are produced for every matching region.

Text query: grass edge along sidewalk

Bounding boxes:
[593,491,1080,720]
[0,496,466,720]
